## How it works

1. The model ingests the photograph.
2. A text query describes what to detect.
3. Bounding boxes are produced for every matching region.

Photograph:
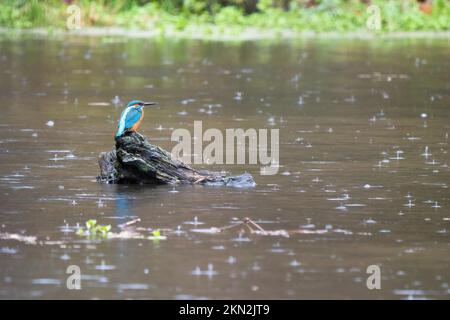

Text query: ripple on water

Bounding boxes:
[0,247,18,254]
[81,275,108,283]
[117,283,149,291]
[232,234,251,242]
[393,289,436,299]
[11,186,34,190]
[289,260,301,267]
[32,279,61,286]
[183,217,204,225]
[95,264,116,271]
[175,294,209,300]
[191,264,218,277]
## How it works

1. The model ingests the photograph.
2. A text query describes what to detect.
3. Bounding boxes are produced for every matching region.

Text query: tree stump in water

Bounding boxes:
[97,131,256,187]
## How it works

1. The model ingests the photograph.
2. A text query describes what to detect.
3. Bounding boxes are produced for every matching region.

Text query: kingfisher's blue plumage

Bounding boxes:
[116,100,157,138]
[126,100,144,108]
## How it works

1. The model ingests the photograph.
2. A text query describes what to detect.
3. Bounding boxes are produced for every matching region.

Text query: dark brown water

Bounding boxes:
[0,35,449,299]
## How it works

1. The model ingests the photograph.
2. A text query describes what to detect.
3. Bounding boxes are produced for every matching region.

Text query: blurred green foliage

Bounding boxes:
[0,0,449,32]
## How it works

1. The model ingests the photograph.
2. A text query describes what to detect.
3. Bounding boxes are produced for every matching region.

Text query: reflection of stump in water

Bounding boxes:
[97,131,255,187]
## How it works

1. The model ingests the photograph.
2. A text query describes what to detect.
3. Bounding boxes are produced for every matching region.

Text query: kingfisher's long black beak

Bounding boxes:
[143,101,157,106]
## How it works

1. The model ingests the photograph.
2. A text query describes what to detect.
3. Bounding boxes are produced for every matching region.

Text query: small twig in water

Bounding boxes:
[211,217,270,235]
[118,218,141,229]
[243,217,267,233]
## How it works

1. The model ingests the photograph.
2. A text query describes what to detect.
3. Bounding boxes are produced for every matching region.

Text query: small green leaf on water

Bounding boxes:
[152,229,161,237]
[148,229,166,240]
[99,225,111,236]
[76,228,85,236]
[77,220,111,238]
[86,219,97,230]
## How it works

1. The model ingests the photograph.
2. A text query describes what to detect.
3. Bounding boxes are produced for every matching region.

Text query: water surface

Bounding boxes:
[0,35,449,299]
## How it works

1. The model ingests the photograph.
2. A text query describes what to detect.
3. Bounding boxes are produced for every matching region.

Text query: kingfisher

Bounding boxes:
[115,100,157,138]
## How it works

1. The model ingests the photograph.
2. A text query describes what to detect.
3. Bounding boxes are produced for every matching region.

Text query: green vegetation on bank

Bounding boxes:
[0,0,449,35]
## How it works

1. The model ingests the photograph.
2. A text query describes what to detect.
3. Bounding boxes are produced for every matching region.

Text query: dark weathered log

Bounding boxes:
[98,149,118,184]
[97,131,255,187]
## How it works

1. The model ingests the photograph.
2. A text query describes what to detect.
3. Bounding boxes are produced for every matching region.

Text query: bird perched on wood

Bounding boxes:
[116,100,157,138]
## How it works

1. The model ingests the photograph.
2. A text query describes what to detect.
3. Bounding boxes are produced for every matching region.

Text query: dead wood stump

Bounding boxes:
[97,131,255,187]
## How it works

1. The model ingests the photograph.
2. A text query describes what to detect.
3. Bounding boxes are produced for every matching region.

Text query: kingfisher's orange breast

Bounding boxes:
[131,108,144,131]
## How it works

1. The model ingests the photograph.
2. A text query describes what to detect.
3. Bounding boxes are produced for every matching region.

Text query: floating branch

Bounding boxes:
[0,232,37,245]
[189,218,366,238]
[191,217,291,238]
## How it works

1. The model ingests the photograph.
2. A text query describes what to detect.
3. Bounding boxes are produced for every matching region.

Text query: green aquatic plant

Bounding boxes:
[152,229,161,237]
[148,229,167,240]
[76,219,112,238]
[75,219,167,241]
